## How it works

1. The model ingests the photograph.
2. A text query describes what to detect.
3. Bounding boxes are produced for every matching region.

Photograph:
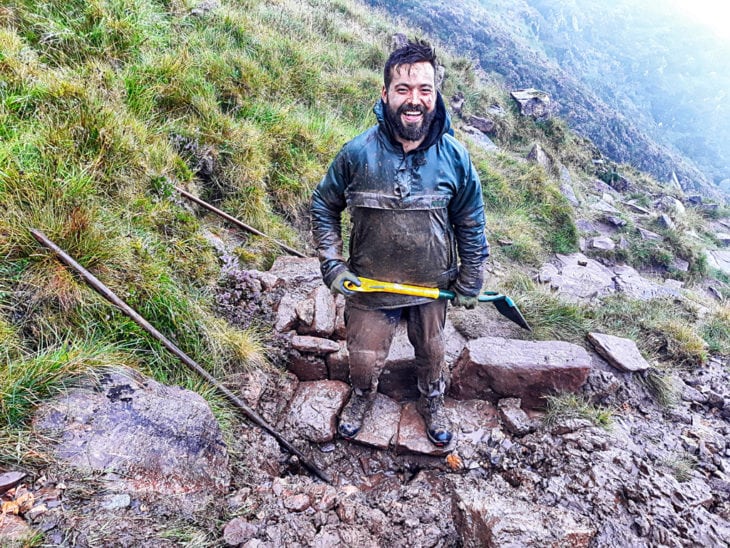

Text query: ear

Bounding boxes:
[381,84,387,103]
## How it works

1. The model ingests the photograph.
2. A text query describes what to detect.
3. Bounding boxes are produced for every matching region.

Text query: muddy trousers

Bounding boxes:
[345,299,449,394]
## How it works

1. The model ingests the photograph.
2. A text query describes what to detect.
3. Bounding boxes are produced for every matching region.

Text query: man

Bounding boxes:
[311,39,489,447]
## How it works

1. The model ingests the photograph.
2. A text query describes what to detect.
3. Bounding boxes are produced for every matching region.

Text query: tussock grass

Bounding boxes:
[701,304,730,355]
[0,342,131,428]
[499,274,591,343]
[543,393,613,429]
[637,368,679,408]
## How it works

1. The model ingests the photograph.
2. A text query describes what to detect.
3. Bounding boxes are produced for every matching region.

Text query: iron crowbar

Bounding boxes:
[344,277,531,331]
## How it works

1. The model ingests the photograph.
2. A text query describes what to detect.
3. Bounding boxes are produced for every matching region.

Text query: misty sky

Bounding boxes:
[671,0,730,40]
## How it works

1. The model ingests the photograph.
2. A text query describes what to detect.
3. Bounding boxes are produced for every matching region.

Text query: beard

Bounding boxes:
[385,101,436,143]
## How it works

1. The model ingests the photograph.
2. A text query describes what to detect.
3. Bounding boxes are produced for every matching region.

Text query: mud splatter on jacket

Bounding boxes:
[311,93,489,310]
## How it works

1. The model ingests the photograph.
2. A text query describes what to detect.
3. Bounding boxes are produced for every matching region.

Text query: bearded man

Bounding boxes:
[311,38,489,446]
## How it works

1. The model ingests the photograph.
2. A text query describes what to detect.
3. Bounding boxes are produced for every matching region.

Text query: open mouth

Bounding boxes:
[401,109,424,124]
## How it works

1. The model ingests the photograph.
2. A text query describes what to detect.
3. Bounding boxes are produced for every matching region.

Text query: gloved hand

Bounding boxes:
[330,270,361,297]
[451,290,478,309]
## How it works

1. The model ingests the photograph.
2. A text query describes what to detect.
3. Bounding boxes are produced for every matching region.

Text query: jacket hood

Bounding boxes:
[374,92,452,152]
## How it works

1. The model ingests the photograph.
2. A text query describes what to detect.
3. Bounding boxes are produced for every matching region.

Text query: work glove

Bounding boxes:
[451,290,478,309]
[330,270,361,297]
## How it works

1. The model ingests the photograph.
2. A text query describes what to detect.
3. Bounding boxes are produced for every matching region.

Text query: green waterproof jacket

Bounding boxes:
[311,93,489,310]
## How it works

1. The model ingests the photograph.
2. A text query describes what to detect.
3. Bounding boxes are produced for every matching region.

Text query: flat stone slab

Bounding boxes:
[450,337,591,409]
[282,380,349,443]
[297,285,336,337]
[396,402,455,456]
[353,393,401,450]
[588,332,650,372]
[706,249,730,276]
[541,253,616,302]
[613,265,682,300]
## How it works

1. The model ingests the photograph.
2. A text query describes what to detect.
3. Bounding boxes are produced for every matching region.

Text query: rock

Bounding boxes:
[257,371,299,425]
[325,341,349,381]
[295,298,315,327]
[605,215,627,228]
[637,227,662,241]
[450,337,592,409]
[497,398,533,436]
[467,115,495,134]
[623,200,652,215]
[716,233,730,246]
[283,494,311,512]
[353,393,401,450]
[527,143,552,172]
[587,332,650,372]
[290,335,340,355]
[657,213,676,230]
[672,257,690,272]
[0,514,32,545]
[274,293,299,333]
[447,399,499,444]
[237,368,271,408]
[190,0,220,17]
[612,265,682,300]
[0,471,26,495]
[656,196,686,217]
[558,164,580,206]
[281,380,349,443]
[706,249,730,276]
[33,368,230,497]
[267,257,321,288]
[223,517,259,546]
[297,285,336,337]
[396,402,455,456]
[287,351,328,382]
[462,126,499,151]
[333,294,347,340]
[539,253,616,302]
[590,199,620,214]
[100,493,131,510]
[589,236,615,251]
[510,88,553,120]
[453,485,595,547]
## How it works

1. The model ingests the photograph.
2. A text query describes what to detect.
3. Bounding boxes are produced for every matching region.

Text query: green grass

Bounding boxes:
[499,274,591,342]
[543,393,613,429]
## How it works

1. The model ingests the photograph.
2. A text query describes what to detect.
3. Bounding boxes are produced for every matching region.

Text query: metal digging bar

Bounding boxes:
[174,186,308,258]
[31,229,331,484]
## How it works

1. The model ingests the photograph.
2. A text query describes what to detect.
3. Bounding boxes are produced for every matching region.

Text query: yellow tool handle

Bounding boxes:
[343,277,442,299]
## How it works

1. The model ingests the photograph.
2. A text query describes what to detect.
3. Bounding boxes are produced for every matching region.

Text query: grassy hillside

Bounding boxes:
[1,0,727,471]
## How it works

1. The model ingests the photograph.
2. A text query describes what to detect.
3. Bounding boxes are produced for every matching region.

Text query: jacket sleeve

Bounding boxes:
[448,154,489,296]
[311,149,350,287]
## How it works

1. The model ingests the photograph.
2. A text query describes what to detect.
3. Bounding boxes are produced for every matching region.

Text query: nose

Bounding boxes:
[408,89,422,104]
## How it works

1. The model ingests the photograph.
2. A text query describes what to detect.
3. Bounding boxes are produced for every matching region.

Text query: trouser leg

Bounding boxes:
[345,305,401,392]
[406,299,448,394]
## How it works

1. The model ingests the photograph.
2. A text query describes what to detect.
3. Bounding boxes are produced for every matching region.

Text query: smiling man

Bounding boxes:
[311,39,489,447]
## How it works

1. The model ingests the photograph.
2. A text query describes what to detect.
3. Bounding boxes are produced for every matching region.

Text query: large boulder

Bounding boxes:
[510,88,553,120]
[450,337,591,409]
[33,368,230,496]
[280,380,349,443]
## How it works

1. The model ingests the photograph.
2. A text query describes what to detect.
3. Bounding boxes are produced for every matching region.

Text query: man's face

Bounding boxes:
[382,61,437,144]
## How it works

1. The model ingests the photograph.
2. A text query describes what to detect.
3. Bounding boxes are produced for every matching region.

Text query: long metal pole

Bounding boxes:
[175,187,308,258]
[30,229,331,484]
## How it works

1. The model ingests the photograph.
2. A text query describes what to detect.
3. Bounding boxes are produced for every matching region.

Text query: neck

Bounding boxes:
[397,137,424,153]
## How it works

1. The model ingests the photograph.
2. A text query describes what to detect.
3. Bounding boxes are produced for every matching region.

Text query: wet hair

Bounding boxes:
[383,38,438,89]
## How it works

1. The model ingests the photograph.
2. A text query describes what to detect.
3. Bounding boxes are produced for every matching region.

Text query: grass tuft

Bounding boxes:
[543,393,613,429]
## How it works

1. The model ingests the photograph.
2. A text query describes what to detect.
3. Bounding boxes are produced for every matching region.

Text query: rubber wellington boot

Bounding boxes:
[417,381,453,447]
[338,388,374,439]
